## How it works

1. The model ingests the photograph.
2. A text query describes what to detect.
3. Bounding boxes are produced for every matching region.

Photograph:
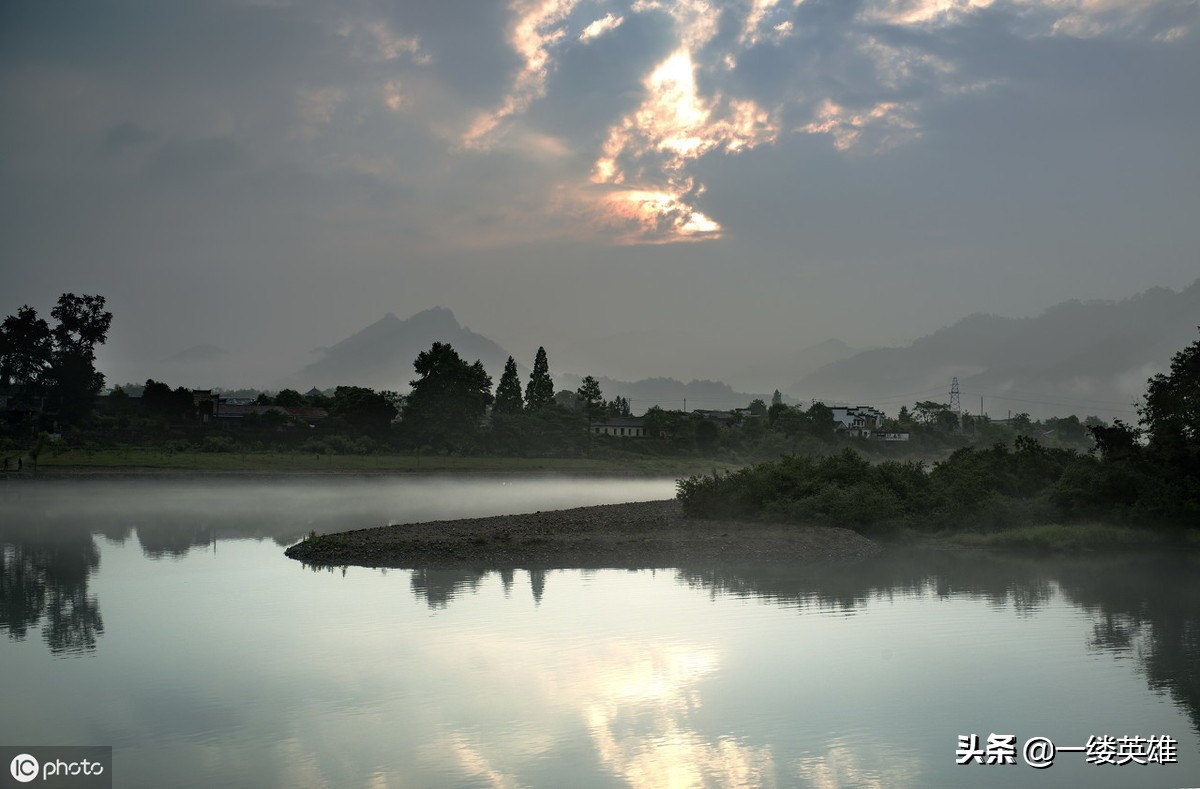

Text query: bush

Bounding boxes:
[200,436,236,453]
[675,439,1137,537]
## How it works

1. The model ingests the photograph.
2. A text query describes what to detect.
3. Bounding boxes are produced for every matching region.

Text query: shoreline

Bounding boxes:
[6,450,738,477]
[283,499,882,569]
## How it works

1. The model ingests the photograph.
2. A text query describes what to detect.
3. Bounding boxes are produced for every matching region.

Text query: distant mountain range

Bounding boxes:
[286,307,776,408]
[791,280,1200,419]
[284,280,1199,420]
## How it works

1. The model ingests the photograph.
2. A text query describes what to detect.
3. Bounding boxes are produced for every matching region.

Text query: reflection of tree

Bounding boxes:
[406,567,551,609]
[1055,556,1200,738]
[0,532,104,655]
[396,550,1200,739]
[135,522,214,558]
[410,568,489,609]
[681,551,1200,740]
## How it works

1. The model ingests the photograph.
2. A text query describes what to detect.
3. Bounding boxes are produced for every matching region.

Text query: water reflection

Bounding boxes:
[3,475,1199,787]
[377,550,1200,744]
[0,531,103,655]
[0,474,676,658]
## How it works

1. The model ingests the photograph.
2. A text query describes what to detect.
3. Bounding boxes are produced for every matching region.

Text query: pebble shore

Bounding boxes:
[284,499,881,569]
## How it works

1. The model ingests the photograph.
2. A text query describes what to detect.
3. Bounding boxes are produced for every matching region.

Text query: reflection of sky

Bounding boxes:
[4,533,1199,788]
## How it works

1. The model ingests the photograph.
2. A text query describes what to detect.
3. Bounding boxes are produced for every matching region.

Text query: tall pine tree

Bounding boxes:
[576,375,604,419]
[494,356,524,413]
[524,346,554,410]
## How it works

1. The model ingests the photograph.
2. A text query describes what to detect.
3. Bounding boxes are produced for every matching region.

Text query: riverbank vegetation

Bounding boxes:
[678,328,1200,546]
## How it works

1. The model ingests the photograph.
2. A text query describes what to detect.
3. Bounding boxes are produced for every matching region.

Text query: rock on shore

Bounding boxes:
[284,499,881,569]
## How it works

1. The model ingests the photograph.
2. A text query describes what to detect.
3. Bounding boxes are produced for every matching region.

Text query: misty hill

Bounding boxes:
[556,373,776,413]
[164,344,226,363]
[793,280,1200,420]
[726,338,860,394]
[291,308,516,390]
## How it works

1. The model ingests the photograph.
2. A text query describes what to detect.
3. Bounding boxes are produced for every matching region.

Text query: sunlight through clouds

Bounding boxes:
[463,0,581,149]
[452,0,1192,243]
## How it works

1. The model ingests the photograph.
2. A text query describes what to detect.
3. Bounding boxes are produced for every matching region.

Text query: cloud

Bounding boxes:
[587,48,777,240]
[447,0,1189,242]
[463,0,582,149]
[796,99,920,153]
[858,0,1192,39]
[338,17,430,64]
[580,12,625,42]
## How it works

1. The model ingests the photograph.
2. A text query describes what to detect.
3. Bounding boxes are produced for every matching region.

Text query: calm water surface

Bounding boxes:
[1,475,1198,788]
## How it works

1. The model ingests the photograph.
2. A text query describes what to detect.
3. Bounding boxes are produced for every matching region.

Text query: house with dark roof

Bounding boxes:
[591,416,646,437]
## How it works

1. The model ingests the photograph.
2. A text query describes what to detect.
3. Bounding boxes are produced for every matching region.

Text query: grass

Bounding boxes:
[22,447,741,476]
[948,523,1174,552]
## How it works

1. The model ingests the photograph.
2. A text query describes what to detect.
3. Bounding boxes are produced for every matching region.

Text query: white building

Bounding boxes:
[592,416,646,437]
[829,405,885,438]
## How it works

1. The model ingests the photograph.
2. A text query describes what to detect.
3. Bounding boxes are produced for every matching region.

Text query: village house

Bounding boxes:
[829,406,886,438]
[591,415,646,437]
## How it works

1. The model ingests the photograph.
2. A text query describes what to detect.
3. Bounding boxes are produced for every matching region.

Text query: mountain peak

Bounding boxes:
[291,306,509,389]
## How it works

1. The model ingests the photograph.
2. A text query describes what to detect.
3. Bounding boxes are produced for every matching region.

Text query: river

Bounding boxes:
[1,474,1197,788]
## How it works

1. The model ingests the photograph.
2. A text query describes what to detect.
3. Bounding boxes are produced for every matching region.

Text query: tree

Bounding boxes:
[142,379,193,423]
[0,306,51,387]
[913,400,951,428]
[525,346,554,410]
[1139,328,1200,498]
[330,386,398,436]
[576,376,604,420]
[402,342,493,450]
[606,396,631,417]
[748,399,767,417]
[273,389,304,407]
[0,294,112,426]
[804,402,835,440]
[48,294,113,425]
[898,405,911,424]
[771,389,783,407]
[1141,327,1200,448]
[494,356,524,414]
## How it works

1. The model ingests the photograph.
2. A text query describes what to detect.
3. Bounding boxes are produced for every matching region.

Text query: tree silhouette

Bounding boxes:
[494,356,524,414]
[576,375,604,420]
[0,293,112,426]
[524,346,554,410]
[403,342,493,450]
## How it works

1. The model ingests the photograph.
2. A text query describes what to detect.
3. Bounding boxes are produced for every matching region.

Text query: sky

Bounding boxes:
[1,0,1198,390]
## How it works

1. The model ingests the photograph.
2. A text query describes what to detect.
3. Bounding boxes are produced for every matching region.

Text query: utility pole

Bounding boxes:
[950,377,961,432]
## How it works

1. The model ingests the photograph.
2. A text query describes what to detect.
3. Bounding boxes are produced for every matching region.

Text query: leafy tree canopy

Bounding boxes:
[402,342,493,450]
[330,386,398,436]
[0,294,112,426]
